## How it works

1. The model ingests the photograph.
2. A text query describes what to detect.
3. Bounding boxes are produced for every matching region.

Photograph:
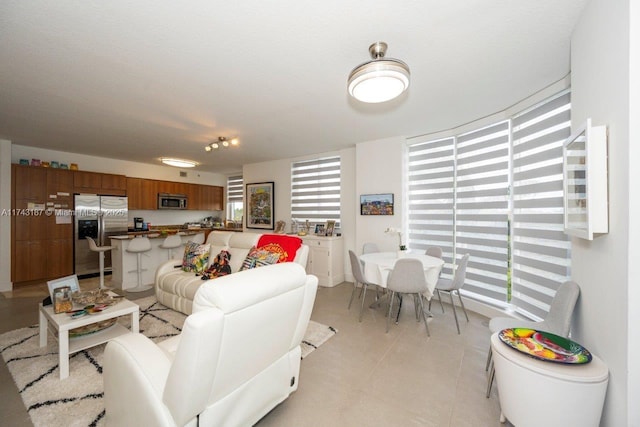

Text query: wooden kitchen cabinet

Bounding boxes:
[126,177,143,209]
[11,164,74,285]
[74,170,126,195]
[199,185,223,211]
[14,165,46,200]
[300,235,344,287]
[140,179,158,209]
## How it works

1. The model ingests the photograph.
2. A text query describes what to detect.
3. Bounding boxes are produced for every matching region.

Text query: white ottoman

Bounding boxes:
[491,332,608,426]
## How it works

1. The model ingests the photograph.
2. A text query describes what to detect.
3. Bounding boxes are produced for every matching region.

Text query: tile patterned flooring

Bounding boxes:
[1,277,509,426]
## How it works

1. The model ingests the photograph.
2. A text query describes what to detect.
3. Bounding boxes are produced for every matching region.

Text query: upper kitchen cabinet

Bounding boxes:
[126,177,143,209]
[46,168,73,209]
[101,173,127,193]
[200,185,224,211]
[74,171,126,195]
[13,165,46,200]
[127,178,160,210]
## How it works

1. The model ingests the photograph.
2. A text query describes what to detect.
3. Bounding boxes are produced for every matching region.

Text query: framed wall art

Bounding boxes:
[246,182,275,230]
[360,193,394,215]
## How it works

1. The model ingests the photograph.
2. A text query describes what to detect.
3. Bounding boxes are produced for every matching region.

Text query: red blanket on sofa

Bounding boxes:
[257,234,303,263]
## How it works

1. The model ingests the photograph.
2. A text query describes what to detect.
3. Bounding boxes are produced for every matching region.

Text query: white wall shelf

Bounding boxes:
[563,118,608,240]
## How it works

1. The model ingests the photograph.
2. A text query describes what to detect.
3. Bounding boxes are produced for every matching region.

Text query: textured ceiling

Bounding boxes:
[0,0,587,174]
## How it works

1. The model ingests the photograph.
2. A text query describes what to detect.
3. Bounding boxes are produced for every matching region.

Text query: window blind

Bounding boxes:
[511,90,571,320]
[226,175,243,203]
[407,137,455,277]
[455,121,510,303]
[291,156,341,226]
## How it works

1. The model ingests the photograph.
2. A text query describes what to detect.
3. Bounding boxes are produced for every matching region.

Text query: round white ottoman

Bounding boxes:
[491,332,608,426]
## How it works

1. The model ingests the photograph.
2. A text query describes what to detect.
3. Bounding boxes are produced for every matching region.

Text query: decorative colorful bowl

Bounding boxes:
[498,328,592,364]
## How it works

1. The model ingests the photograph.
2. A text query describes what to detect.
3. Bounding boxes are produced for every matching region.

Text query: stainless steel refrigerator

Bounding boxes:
[74,195,128,278]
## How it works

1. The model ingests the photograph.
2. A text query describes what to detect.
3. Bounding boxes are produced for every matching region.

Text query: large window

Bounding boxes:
[291,156,341,229]
[407,89,571,319]
[226,175,243,222]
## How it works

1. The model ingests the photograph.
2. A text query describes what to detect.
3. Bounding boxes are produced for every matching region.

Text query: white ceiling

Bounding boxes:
[0,1,587,174]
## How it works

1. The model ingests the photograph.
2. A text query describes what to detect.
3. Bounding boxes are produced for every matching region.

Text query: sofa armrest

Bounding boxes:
[293,244,309,268]
[104,333,175,427]
[155,259,182,280]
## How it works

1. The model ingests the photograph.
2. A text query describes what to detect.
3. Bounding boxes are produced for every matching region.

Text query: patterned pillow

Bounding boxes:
[182,241,211,274]
[239,246,281,271]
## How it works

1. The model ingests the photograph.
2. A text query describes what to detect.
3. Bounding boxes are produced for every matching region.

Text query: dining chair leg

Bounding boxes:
[417,293,430,337]
[358,284,368,322]
[436,289,445,313]
[449,291,461,334]
[414,295,420,322]
[348,281,358,309]
[485,346,493,371]
[395,294,403,324]
[486,364,495,398]
[456,290,469,322]
[386,291,396,333]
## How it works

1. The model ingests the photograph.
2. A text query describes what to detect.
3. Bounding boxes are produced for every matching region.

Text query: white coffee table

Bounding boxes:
[39,295,139,379]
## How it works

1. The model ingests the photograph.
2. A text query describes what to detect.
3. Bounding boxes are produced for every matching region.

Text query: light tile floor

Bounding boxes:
[1,278,509,426]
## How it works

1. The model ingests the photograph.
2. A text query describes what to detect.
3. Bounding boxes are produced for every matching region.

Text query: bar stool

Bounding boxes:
[159,234,183,260]
[86,236,115,289]
[126,236,152,293]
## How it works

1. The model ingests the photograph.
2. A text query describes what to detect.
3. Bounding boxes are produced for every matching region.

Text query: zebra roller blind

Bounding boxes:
[511,90,571,320]
[226,175,243,203]
[291,156,341,226]
[455,121,510,303]
[407,89,571,317]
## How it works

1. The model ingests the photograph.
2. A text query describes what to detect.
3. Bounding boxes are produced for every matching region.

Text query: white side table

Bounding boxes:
[39,296,139,379]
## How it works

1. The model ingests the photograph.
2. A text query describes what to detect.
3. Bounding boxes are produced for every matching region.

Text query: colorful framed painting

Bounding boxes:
[360,193,394,215]
[246,182,275,230]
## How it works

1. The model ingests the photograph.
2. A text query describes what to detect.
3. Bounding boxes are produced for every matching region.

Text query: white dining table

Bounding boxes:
[359,251,444,300]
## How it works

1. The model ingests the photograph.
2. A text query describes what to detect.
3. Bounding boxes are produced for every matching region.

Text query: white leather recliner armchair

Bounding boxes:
[103,262,318,427]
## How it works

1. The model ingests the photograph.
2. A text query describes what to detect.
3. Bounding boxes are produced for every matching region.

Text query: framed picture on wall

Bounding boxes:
[246,182,275,230]
[360,193,394,215]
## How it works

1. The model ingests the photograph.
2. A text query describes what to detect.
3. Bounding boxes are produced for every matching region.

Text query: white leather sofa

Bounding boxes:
[155,231,309,315]
[104,262,318,427]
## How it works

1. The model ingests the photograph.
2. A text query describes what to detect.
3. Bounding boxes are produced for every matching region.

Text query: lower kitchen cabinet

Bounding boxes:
[301,235,344,287]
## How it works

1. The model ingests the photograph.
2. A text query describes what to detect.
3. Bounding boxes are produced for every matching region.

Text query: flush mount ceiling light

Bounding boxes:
[161,158,197,168]
[347,41,410,103]
[205,136,240,152]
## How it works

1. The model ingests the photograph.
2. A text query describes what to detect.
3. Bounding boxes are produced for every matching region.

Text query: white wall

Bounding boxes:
[355,136,406,253]
[0,140,12,291]
[571,0,634,424]
[628,0,640,422]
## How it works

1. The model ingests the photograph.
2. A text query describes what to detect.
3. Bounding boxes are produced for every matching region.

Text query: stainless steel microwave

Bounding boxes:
[158,193,188,210]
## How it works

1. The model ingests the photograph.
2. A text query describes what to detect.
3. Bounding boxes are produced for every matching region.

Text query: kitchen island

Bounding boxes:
[109,231,205,291]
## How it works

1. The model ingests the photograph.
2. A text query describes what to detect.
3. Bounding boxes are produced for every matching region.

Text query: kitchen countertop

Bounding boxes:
[110,230,205,240]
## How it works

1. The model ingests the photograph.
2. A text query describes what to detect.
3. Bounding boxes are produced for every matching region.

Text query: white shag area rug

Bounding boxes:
[0,296,336,427]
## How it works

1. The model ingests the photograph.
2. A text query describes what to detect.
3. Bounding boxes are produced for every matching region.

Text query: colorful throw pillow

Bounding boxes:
[182,241,211,274]
[201,250,232,280]
[256,234,303,262]
[239,246,281,271]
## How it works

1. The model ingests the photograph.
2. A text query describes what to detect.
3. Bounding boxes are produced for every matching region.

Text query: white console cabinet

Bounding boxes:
[301,235,344,287]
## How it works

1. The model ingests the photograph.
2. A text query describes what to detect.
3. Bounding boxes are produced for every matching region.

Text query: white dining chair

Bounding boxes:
[385,258,430,336]
[348,250,380,322]
[430,253,470,334]
[425,246,442,259]
[485,280,580,397]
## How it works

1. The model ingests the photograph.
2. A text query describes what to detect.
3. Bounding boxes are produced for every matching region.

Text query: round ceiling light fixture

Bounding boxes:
[347,42,410,103]
[161,158,197,168]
